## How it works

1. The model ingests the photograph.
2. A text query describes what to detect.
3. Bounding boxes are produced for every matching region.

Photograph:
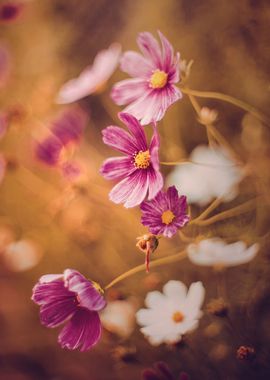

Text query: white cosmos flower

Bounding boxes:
[3,239,43,272]
[56,43,121,104]
[187,238,259,268]
[136,280,205,346]
[166,145,243,206]
[100,298,137,338]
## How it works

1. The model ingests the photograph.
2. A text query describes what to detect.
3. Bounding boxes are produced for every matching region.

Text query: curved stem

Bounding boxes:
[194,196,224,222]
[190,198,256,227]
[105,250,186,290]
[181,87,270,126]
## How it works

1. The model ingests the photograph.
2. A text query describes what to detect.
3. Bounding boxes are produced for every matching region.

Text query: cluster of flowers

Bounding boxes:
[31,31,259,354]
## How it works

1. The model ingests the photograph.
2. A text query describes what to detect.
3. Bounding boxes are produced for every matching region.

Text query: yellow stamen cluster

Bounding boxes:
[150,69,168,89]
[172,311,184,323]
[161,210,175,225]
[134,150,151,169]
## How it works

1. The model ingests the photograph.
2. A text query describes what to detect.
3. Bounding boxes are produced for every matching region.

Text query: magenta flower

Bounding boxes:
[56,43,121,104]
[111,31,182,125]
[100,112,163,208]
[140,186,189,238]
[0,2,24,23]
[32,269,106,352]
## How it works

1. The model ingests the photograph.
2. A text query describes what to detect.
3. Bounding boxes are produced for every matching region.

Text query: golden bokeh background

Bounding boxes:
[0,0,270,379]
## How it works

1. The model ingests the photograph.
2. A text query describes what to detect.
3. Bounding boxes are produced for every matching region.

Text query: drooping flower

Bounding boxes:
[136,233,159,272]
[167,145,243,206]
[31,269,106,351]
[56,43,121,104]
[187,238,259,268]
[100,112,163,208]
[111,31,182,125]
[136,280,205,345]
[35,107,87,179]
[140,186,189,238]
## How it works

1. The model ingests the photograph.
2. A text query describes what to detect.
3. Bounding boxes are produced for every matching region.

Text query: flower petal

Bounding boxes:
[32,279,77,328]
[163,280,187,301]
[109,170,149,208]
[111,78,148,106]
[64,269,106,311]
[118,112,147,150]
[58,309,101,352]
[158,30,174,72]
[100,156,135,180]
[120,51,153,77]
[102,125,138,155]
[137,32,162,68]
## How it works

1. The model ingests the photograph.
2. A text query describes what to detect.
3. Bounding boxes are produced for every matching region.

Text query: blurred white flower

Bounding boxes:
[3,239,43,272]
[136,280,205,345]
[167,145,243,206]
[56,43,121,104]
[100,298,137,338]
[187,238,259,268]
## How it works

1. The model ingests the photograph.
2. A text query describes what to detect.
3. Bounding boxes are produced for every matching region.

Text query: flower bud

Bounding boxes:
[136,234,159,273]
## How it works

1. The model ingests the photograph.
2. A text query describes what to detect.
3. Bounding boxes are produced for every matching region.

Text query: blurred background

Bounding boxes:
[0,0,270,379]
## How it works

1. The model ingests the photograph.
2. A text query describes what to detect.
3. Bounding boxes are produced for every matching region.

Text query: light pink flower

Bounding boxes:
[56,43,121,104]
[111,31,182,125]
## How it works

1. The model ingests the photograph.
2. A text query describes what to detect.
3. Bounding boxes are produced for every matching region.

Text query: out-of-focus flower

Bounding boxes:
[198,107,218,125]
[0,45,10,88]
[179,59,193,83]
[32,269,106,351]
[187,238,259,268]
[0,2,24,23]
[3,239,42,272]
[35,107,87,179]
[56,43,121,104]
[140,186,189,238]
[100,298,137,338]
[136,280,205,345]
[167,145,243,206]
[236,345,256,361]
[111,31,182,125]
[100,112,163,208]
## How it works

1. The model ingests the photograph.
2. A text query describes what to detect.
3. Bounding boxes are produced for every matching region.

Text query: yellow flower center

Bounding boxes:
[161,210,175,225]
[134,150,151,169]
[172,311,184,323]
[150,69,168,89]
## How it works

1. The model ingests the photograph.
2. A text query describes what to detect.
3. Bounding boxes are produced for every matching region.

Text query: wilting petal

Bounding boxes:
[102,125,138,155]
[137,32,162,68]
[120,51,153,77]
[58,309,101,352]
[111,78,148,106]
[100,156,135,180]
[64,269,106,311]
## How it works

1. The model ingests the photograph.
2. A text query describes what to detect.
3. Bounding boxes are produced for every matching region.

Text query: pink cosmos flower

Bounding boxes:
[140,186,189,238]
[56,43,121,104]
[32,269,106,352]
[111,31,182,125]
[0,2,24,23]
[100,112,163,208]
